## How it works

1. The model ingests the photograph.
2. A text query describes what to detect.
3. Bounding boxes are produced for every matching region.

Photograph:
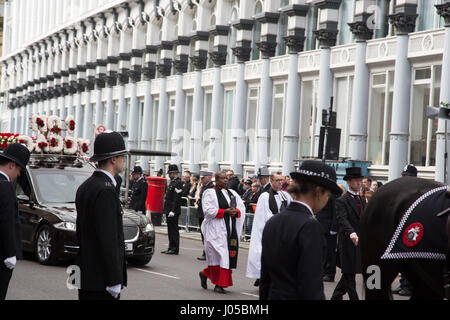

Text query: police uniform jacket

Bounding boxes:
[163,177,184,216]
[0,173,23,261]
[75,171,127,291]
[335,192,365,274]
[260,201,326,300]
[130,176,148,213]
[316,194,339,234]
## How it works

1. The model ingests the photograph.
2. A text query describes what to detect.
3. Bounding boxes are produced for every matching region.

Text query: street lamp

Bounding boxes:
[427,104,450,184]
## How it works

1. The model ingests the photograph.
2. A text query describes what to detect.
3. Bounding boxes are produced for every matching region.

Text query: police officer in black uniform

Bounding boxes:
[195,171,214,260]
[129,166,148,214]
[161,164,184,255]
[0,143,31,300]
[75,132,127,300]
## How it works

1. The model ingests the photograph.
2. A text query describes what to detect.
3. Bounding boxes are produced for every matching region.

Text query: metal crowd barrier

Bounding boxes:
[161,197,255,242]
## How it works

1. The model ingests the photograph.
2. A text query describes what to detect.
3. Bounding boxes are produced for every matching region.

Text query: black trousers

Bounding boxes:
[331,273,359,300]
[323,233,337,277]
[0,264,13,300]
[198,217,205,256]
[167,215,179,252]
[78,289,120,300]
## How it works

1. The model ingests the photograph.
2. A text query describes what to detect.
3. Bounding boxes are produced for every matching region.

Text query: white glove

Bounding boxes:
[168,212,175,218]
[106,284,121,299]
[4,256,17,270]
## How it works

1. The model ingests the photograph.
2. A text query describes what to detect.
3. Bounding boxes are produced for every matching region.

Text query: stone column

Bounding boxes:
[347,1,374,161]
[189,32,209,173]
[388,1,417,181]
[154,41,173,172]
[171,37,190,168]
[435,1,450,182]
[254,11,279,169]
[281,4,308,175]
[312,0,341,157]
[208,25,229,172]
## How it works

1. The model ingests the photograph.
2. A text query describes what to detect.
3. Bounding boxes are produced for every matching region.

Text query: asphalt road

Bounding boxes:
[6,233,405,300]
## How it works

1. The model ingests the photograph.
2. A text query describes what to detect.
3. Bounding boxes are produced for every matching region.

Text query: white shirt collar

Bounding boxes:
[347,189,359,196]
[0,170,10,182]
[96,169,117,187]
[292,200,314,216]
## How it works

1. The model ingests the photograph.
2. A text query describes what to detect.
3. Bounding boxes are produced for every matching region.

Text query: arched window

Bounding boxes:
[192,6,198,32]
[210,14,216,26]
[251,1,263,61]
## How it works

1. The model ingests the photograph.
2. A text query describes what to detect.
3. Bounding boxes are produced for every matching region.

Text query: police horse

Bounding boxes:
[360,177,450,299]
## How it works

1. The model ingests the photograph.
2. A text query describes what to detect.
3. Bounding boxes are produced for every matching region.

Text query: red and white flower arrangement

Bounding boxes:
[32,115,48,134]
[64,136,77,155]
[0,133,18,149]
[65,115,76,135]
[35,134,49,153]
[48,115,62,135]
[48,135,64,154]
[16,135,35,153]
[77,138,90,155]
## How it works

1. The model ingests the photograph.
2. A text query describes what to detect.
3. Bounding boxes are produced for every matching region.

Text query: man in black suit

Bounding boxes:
[129,166,148,214]
[0,144,31,300]
[316,194,340,282]
[331,167,365,300]
[75,132,128,300]
[260,160,342,300]
[255,167,271,202]
[226,170,242,195]
[161,164,184,255]
[195,171,214,261]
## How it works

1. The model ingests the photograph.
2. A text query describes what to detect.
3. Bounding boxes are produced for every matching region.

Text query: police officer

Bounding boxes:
[195,171,214,261]
[75,132,127,300]
[129,166,148,214]
[161,164,184,255]
[0,143,31,300]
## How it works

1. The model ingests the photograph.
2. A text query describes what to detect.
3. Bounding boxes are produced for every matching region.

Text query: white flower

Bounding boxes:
[65,115,76,134]
[31,114,39,132]
[64,136,77,155]
[48,115,62,135]
[17,135,35,153]
[35,134,49,153]
[48,134,64,153]
[36,115,48,134]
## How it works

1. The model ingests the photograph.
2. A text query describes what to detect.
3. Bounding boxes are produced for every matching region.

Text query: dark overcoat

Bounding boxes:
[0,174,22,261]
[75,171,127,291]
[260,202,326,300]
[335,192,365,274]
[129,176,148,213]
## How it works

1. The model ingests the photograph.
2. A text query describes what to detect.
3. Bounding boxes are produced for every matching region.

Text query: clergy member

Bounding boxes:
[246,172,292,286]
[198,171,246,294]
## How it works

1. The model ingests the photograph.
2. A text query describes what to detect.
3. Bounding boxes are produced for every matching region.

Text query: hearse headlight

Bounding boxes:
[54,222,76,231]
[143,223,154,234]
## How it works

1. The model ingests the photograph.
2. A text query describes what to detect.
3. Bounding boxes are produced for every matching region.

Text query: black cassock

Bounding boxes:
[75,171,127,295]
[260,202,326,300]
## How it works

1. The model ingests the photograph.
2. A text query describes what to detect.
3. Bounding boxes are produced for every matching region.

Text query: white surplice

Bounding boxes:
[201,188,246,269]
[246,190,292,279]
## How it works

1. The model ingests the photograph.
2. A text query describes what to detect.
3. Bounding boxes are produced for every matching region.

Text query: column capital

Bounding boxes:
[348,21,374,42]
[209,50,227,67]
[232,45,251,63]
[313,29,338,48]
[190,52,208,71]
[388,12,418,35]
[157,59,172,77]
[436,2,450,27]
[172,56,189,74]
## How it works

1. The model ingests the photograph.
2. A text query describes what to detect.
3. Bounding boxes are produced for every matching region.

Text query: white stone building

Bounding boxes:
[1,0,450,182]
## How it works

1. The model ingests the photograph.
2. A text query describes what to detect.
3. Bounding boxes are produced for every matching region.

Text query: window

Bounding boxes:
[152,99,159,149]
[223,90,234,161]
[137,101,144,149]
[246,88,259,162]
[418,0,437,31]
[338,0,355,45]
[251,1,263,61]
[202,93,213,161]
[299,80,317,159]
[270,84,286,163]
[184,95,193,161]
[409,65,441,166]
[277,9,288,56]
[367,71,394,165]
[228,8,238,64]
[373,0,390,39]
[305,6,318,51]
[334,76,354,158]
[167,98,175,153]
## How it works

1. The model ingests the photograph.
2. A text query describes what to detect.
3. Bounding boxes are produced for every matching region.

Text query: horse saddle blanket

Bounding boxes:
[381,186,449,260]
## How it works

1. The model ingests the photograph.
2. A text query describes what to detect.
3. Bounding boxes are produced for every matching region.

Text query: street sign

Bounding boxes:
[96,125,106,134]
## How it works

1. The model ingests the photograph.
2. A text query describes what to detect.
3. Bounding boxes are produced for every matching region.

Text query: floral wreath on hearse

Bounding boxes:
[0,114,90,157]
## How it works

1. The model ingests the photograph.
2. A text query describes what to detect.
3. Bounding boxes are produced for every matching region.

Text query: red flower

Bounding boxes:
[82,143,88,153]
[66,140,73,148]
[69,120,75,131]
[37,118,45,127]
[38,142,48,148]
